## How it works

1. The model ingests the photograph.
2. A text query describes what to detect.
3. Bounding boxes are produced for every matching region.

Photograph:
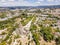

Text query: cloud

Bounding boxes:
[38,0,44,1]
[0,0,39,6]
[47,0,54,2]
[8,0,15,2]
[47,0,60,2]
[0,0,17,2]
[0,0,60,6]
[0,0,6,2]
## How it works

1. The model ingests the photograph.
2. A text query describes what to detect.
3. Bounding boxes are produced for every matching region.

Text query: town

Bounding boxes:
[0,8,60,45]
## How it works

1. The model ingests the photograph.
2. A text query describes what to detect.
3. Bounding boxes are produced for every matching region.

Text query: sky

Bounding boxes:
[0,0,60,7]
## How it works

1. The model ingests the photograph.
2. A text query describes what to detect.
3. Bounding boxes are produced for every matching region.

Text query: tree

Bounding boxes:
[55,37,60,45]
[40,26,54,42]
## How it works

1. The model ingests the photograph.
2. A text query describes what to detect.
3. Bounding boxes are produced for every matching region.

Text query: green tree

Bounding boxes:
[40,26,54,42]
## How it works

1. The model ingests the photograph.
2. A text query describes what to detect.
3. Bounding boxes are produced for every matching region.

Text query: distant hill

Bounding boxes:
[36,5,60,8]
[0,5,60,10]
